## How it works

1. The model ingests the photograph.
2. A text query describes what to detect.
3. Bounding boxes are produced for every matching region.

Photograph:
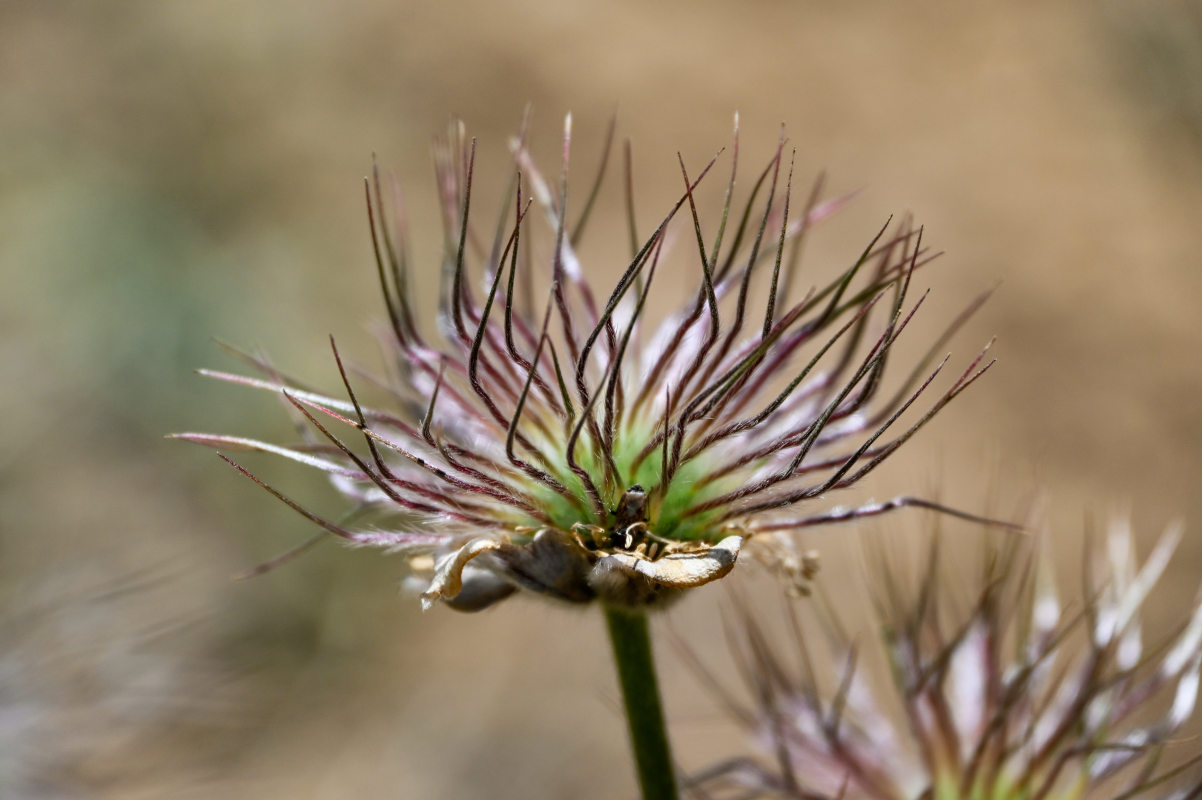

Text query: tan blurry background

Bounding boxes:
[3,1,1202,797]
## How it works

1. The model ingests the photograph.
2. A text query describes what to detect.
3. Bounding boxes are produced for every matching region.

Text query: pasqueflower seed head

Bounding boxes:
[177,115,999,611]
[690,518,1202,799]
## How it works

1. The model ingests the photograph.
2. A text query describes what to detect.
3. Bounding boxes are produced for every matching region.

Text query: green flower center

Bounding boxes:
[518,423,737,543]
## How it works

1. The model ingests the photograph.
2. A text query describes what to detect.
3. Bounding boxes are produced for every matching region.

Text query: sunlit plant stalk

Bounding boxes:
[606,606,679,799]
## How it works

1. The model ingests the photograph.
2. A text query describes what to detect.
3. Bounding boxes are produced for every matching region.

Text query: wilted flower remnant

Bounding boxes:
[177,116,998,614]
[689,519,1202,800]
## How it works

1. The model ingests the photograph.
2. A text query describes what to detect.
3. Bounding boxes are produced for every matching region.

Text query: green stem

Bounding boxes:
[604,604,679,800]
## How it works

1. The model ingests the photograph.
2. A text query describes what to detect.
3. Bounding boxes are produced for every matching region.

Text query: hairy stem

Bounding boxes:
[604,605,679,800]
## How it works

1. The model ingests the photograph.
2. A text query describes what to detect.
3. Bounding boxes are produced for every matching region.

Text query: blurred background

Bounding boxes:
[3,1,1202,797]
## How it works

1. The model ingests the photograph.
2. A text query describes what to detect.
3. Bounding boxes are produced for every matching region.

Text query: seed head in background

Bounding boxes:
[689,518,1202,800]
[176,115,1000,612]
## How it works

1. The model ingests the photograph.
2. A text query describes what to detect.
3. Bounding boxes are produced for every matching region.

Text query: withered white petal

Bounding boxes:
[421,537,505,611]
[599,535,744,588]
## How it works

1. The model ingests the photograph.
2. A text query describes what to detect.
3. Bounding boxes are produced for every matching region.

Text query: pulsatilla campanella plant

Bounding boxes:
[690,520,1202,800]
[178,117,997,612]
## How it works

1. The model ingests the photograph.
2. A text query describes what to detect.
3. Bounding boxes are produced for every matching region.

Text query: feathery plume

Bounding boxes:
[689,518,1202,799]
[177,115,1000,611]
